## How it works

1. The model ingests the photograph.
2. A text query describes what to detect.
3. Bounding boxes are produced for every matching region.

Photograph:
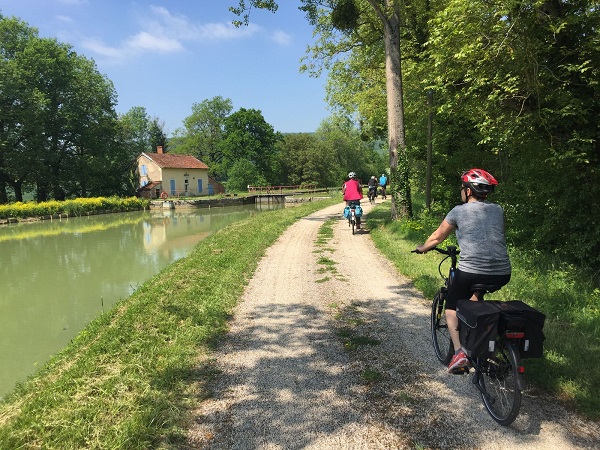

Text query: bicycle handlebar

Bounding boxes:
[412,246,459,256]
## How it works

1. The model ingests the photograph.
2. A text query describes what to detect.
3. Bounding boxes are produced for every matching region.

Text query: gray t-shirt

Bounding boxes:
[445,201,511,275]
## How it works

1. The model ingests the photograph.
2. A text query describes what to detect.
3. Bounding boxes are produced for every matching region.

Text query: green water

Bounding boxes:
[0,205,274,398]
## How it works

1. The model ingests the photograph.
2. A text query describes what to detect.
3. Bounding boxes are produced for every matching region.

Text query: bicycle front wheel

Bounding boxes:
[431,289,453,365]
[477,340,522,426]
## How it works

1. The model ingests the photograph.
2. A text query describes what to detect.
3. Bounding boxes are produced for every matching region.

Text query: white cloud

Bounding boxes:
[126,31,182,53]
[80,37,125,59]
[55,15,73,23]
[80,5,260,62]
[271,30,292,46]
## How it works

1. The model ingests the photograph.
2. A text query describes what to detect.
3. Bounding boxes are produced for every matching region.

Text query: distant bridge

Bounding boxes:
[247,185,321,195]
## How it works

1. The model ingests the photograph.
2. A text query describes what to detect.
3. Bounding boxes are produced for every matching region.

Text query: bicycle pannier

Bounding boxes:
[354,205,363,217]
[496,300,546,358]
[343,206,351,218]
[456,300,501,357]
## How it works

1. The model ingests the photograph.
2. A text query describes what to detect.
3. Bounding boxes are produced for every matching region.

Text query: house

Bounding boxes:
[137,146,212,199]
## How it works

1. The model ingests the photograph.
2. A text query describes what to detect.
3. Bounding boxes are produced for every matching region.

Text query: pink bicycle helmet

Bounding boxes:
[461,168,498,197]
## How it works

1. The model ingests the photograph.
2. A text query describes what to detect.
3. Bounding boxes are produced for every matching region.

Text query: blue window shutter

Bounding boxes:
[198,179,203,193]
[170,179,176,195]
[141,164,147,175]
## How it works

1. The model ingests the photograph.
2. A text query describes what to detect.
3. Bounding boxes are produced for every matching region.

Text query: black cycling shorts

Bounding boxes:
[445,269,511,310]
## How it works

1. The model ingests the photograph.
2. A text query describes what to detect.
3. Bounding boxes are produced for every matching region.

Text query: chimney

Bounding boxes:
[157,146,163,154]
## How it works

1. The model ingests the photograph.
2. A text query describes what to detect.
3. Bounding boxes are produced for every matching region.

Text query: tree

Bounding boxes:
[118,107,152,155]
[171,96,233,178]
[0,16,43,202]
[219,108,281,185]
[148,117,168,153]
[424,0,600,269]
[0,14,129,202]
[230,0,416,218]
[226,158,266,191]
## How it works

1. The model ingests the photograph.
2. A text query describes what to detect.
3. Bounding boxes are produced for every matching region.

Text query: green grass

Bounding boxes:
[360,368,383,383]
[0,197,340,449]
[366,203,600,420]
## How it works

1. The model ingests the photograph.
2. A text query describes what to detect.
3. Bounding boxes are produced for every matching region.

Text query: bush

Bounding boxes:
[0,197,149,219]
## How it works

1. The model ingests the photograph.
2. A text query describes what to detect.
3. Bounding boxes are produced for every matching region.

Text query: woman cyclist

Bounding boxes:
[415,168,511,373]
[342,172,363,229]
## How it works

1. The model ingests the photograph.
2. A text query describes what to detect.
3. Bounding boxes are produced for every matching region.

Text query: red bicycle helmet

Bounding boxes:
[461,168,498,197]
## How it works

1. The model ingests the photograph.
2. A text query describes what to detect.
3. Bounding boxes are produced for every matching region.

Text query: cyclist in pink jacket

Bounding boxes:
[342,172,364,229]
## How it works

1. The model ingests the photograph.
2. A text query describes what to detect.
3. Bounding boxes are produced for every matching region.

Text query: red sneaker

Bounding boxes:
[447,350,469,373]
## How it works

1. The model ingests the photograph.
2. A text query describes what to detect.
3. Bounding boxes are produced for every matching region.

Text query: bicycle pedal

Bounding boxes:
[450,366,470,375]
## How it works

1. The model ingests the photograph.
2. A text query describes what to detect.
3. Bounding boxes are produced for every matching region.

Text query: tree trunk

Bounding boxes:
[12,179,23,202]
[383,9,412,219]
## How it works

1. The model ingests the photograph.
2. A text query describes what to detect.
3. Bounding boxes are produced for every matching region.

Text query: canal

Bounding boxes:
[0,203,279,398]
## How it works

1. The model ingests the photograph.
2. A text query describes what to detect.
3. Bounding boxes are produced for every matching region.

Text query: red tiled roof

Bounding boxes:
[142,152,208,169]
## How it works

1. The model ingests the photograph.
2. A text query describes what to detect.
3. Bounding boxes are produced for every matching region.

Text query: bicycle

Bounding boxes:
[414,246,527,426]
[367,186,377,204]
[344,201,361,235]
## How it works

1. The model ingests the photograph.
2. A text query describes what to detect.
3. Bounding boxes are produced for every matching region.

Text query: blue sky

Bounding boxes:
[0,0,330,135]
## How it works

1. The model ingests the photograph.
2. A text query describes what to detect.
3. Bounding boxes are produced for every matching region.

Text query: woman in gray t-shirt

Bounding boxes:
[415,168,511,373]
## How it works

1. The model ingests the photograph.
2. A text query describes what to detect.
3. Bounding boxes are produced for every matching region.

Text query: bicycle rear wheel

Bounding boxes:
[431,289,453,365]
[477,340,522,426]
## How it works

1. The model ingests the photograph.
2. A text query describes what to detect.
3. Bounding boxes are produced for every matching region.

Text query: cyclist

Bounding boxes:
[379,173,388,199]
[367,176,378,203]
[415,168,511,373]
[342,172,363,229]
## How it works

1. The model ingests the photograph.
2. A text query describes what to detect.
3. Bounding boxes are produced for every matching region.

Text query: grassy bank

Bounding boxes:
[0,196,149,220]
[0,197,340,449]
[366,203,600,420]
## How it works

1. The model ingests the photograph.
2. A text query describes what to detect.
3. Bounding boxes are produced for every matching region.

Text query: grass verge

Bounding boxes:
[0,197,340,449]
[366,203,600,420]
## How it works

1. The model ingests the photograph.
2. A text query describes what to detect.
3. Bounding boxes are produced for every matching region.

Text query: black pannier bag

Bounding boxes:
[495,300,546,358]
[456,300,502,357]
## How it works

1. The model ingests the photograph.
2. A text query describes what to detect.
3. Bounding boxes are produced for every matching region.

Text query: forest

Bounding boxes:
[1,1,599,275]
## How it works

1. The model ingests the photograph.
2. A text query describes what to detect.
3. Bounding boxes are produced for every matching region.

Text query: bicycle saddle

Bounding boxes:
[470,283,503,293]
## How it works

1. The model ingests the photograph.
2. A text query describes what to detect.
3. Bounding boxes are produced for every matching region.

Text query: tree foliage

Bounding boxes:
[231,1,600,271]
[231,0,416,219]
[421,0,600,270]
[0,14,135,202]
[219,107,282,187]
[170,96,233,177]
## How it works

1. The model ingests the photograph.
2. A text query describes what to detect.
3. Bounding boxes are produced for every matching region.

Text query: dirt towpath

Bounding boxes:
[186,201,599,449]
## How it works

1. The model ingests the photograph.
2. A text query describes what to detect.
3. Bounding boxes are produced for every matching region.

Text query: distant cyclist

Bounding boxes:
[367,176,378,203]
[342,172,363,229]
[415,168,511,373]
[379,173,388,199]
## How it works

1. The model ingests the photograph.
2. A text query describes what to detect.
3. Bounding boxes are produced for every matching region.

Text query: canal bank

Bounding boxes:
[0,194,325,225]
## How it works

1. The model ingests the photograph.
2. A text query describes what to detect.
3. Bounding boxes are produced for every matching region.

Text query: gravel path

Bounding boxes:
[186,201,599,449]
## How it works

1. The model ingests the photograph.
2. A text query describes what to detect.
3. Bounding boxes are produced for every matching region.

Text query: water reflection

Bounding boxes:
[0,203,278,398]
